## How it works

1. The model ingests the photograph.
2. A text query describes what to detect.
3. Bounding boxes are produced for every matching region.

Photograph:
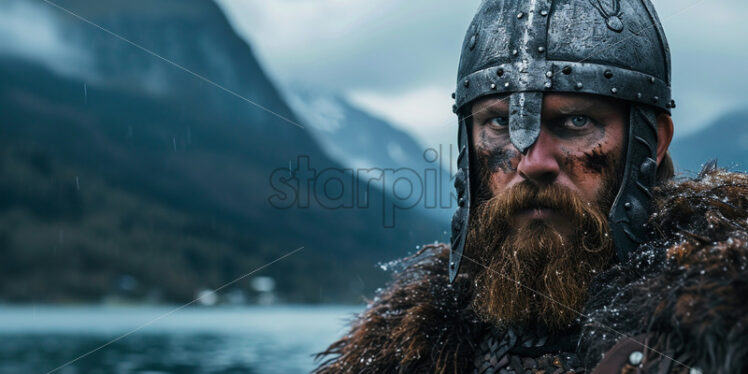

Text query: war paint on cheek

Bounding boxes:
[482,148,518,173]
[583,145,610,174]
[558,145,612,175]
[476,128,518,174]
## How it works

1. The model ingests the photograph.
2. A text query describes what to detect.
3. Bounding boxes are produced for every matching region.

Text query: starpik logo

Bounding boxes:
[268,145,459,227]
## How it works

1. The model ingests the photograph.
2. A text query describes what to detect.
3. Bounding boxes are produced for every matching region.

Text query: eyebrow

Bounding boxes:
[482,106,507,116]
[474,101,509,117]
[555,101,597,115]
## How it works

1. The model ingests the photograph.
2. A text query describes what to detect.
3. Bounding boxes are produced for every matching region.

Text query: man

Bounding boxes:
[316,1,748,373]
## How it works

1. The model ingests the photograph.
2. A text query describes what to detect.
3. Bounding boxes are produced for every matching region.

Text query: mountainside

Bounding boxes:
[670,108,748,174]
[0,0,446,303]
[285,87,454,223]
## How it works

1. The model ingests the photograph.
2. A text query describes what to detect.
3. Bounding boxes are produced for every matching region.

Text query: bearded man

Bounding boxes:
[315,1,748,373]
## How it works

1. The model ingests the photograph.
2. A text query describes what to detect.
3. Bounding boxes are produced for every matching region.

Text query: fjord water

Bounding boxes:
[0,305,361,374]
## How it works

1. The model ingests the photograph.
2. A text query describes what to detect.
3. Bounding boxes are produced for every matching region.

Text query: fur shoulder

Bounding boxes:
[581,168,748,372]
[314,244,483,374]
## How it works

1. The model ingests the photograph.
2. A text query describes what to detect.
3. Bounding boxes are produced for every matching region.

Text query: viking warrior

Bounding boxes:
[316,1,748,373]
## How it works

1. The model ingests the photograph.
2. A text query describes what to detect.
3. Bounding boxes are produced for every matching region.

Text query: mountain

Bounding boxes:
[670,108,748,174]
[284,87,455,223]
[0,0,446,303]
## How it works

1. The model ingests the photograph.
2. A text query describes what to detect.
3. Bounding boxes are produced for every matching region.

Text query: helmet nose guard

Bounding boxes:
[509,92,543,154]
[449,0,673,283]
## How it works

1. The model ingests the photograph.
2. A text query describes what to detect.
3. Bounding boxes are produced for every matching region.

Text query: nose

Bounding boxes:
[516,130,560,186]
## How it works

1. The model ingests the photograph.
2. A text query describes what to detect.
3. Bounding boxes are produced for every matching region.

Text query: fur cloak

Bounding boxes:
[315,168,748,374]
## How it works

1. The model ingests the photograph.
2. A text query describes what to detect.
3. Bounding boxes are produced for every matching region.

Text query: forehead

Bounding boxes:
[470,93,628,116]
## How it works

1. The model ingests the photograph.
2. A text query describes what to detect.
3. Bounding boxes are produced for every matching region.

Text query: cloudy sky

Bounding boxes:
[217,0,748,149]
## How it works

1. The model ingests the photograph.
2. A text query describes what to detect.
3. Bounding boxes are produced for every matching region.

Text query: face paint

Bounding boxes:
[483,147,519,174]
[583,145,610,174]
[475,123,519,174]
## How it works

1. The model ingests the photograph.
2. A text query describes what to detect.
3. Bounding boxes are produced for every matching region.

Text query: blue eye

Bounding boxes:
[488,117,509,128]
[570,115,590,127]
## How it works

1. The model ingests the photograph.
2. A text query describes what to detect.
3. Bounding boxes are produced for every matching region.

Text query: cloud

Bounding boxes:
[215,0,480,93]
[0,0,92,79]
[348,86,457,148]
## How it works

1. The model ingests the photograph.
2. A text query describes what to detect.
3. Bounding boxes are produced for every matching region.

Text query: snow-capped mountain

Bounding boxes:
[285,87,454,223]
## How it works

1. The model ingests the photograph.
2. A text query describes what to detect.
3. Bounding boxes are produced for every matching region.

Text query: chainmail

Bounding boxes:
[473,326,585,374]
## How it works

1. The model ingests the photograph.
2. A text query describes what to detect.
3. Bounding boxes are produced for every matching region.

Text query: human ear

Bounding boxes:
[655,113,674,166]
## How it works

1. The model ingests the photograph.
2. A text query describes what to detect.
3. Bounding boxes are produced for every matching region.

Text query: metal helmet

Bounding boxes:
[449,0,674,282]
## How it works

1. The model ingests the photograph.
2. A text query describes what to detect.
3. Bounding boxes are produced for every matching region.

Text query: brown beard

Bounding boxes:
[465,181,616,332]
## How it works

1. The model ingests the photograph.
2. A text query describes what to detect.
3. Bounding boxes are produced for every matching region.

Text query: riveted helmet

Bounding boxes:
[449,0,674,282]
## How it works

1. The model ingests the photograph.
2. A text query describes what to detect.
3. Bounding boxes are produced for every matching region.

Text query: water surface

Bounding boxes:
[0,305,362,374]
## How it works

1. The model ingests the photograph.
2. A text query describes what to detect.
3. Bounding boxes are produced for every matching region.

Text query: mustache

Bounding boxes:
[470,181,612,255]
[479,182,590,220]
